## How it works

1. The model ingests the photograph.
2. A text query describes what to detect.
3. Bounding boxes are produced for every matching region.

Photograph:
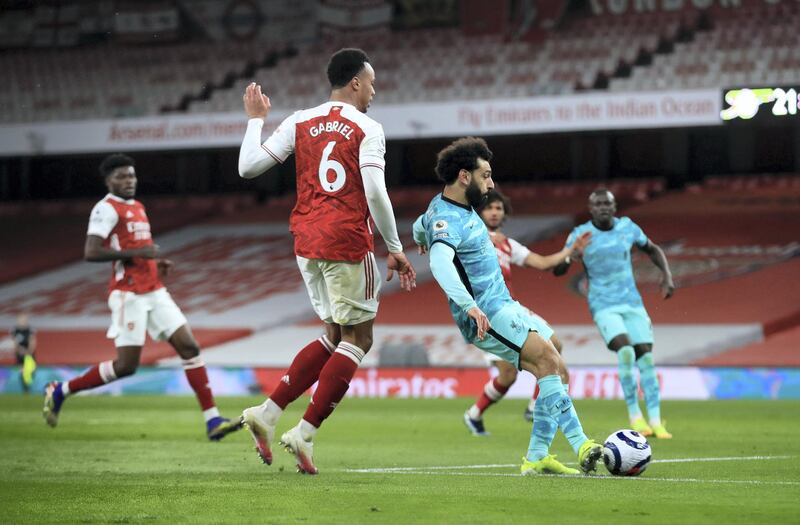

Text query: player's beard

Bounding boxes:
[465,180,487,209]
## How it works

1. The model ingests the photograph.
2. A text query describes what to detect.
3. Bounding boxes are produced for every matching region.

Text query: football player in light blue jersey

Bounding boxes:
[413,137,603,476]
[554,189,675,439]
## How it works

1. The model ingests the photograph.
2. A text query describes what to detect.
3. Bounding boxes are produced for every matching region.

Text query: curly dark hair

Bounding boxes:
[478,189,512,215]
[434,137,493,184]
[327,48,370,89]
[99,153,135,178]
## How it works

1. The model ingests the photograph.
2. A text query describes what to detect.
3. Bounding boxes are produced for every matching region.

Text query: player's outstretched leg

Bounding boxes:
[42,358,124,427]
[521,387,577,476]
[617,345,651,436]
[241,336,335,464]
[519,333,602,475]
[636,351,671,439]
[535,375,603,474]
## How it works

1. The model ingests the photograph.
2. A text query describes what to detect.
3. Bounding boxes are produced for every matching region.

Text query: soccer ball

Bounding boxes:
[602,429,652,476]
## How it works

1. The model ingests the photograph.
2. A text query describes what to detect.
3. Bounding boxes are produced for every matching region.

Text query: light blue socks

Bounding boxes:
[526,375,588,460]
[617,345,642,420]
[637,352,661,425]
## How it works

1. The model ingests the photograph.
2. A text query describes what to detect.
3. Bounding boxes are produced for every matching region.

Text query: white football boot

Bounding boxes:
[241,405,275,465]
[279,425,318,475]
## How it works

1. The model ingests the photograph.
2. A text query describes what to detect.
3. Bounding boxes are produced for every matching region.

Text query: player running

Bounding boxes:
[237,48,416,474]
[554,189,675,439]
[42,154,243,441]
[462,190,590,435]
[413,137,602,475]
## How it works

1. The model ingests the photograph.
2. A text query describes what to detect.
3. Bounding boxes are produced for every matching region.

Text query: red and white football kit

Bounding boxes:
[237,97,408,450]
[87,194,186,347]
[243,101,402,326]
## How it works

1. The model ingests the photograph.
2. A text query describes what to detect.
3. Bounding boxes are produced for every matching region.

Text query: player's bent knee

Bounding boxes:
[634,345,652,360]
[497,365,517,385]
[114,360,138,378]
[176,344,201,360]
[520,334,560,379]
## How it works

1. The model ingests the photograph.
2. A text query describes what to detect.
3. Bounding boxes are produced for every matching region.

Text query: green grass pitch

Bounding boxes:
[1,395,798,524]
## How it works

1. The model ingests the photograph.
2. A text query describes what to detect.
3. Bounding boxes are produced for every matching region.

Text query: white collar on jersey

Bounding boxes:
[325,100,356,110]
[105,193,135,205]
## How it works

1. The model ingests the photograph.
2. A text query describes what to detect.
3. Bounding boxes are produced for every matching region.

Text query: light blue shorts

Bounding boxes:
[473,302,555,369]
[593,304,653,346]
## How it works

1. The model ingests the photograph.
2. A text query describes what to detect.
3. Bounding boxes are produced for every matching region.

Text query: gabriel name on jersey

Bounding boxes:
[308,120,356,140]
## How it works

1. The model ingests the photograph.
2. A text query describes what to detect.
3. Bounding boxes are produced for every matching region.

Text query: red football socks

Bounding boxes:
[475,377,511,416]
[67,360,116,394]
[183,357,216,411]
[270,337,334,409]
[302,342,364,428]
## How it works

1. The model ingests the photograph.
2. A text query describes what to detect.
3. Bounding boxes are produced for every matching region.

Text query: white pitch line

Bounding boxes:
[345,455,795,474]
[341,470,800,486]
[654,455,794,464]
[347,463,517,473]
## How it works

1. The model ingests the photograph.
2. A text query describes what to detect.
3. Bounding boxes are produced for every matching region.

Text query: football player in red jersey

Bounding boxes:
[237,48,416,474]
[42,154,243,441]
[462,190,591,436]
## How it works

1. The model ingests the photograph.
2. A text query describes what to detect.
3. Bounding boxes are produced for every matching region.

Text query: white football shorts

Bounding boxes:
[297,253,381,326]
[106,288,187,347]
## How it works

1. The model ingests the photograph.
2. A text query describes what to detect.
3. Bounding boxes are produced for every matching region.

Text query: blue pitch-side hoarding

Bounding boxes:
[2,366,799,400]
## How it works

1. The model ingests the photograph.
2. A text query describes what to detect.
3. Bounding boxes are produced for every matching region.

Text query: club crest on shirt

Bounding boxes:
[433,220,448,231]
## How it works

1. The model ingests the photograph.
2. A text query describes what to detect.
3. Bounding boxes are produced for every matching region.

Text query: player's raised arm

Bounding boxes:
[238,82,294,179]
[553,229,580,276]
[521,231,591,271]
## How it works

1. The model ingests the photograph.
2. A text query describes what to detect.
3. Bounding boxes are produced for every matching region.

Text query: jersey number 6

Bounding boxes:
[319,141,346,193]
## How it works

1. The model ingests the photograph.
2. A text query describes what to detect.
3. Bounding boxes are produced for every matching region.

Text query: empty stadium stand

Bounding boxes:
[610,2,800,91]
[0,193,257,284]
[0,41,287,123]
[3,3,797,123]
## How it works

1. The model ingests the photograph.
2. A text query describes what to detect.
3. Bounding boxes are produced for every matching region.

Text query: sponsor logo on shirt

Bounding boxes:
[126,221,152,241]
